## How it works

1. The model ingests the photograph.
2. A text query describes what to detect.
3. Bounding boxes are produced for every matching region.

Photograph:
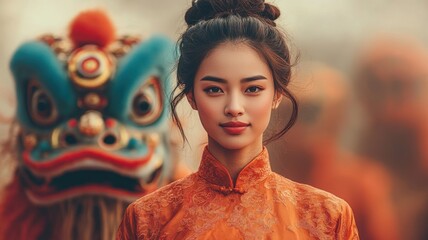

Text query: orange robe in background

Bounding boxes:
[116,147,359,239]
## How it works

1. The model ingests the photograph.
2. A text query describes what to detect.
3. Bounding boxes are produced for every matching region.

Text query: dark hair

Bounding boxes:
[170,0,298,144]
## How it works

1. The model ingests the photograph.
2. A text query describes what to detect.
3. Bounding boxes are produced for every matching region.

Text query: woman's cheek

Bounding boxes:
[249,96,274,115]
[198,100,221,118]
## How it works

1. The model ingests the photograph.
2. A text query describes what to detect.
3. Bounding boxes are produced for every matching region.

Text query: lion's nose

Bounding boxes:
[78,111,105,136]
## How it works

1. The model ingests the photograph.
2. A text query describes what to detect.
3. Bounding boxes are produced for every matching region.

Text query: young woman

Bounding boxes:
[116,0,359,239]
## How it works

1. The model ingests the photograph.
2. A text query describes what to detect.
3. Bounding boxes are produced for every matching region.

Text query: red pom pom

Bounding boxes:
[69,9,116,49]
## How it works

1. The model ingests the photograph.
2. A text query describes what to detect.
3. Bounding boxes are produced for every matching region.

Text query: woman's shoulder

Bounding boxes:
[270,173,358,238]
[131,173,198,212]
[271,172,352,213]
[117,174,199,239]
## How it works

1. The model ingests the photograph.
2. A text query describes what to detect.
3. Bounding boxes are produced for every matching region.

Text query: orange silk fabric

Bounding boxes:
[117,147,359,240]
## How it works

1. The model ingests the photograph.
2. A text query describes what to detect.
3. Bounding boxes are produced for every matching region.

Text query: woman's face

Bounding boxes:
[188,42,280,151]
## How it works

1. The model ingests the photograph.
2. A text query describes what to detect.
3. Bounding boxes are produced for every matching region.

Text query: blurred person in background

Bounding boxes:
[352,35,428,240]
[268,62,401,240]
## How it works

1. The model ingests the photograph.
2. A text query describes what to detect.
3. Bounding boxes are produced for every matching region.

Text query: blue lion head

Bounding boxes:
[10,10,178,204]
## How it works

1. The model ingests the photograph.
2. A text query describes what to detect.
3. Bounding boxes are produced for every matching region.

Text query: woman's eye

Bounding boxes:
[204,87,223,94]
[246,86,262,93]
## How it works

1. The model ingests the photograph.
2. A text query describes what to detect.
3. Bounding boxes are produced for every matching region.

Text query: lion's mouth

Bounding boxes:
[21,164,163,204]
[19,146,166,204]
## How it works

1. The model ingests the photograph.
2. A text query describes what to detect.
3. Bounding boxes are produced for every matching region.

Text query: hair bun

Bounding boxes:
[184,0,281,27]
[260,3,281,23]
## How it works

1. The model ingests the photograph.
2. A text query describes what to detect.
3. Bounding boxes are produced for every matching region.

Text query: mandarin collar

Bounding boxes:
[197,147,271,194]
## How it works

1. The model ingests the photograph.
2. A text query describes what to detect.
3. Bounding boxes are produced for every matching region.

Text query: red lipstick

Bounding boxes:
[219,121,249,135]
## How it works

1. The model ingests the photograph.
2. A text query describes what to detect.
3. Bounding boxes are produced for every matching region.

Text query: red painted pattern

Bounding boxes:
[22,147,153,172]
[67,119,78,128]
[105,118,116,128]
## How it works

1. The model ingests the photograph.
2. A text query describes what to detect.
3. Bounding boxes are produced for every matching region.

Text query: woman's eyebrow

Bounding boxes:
[200,76,226,83]
[241,75,267,82]
[200,75,267,83]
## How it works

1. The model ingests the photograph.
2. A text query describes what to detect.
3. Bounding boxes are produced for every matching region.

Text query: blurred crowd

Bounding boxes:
[268,34,428,240]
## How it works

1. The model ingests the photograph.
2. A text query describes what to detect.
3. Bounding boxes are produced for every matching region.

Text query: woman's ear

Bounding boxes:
[272,93,283,109]
[186,92,197,110]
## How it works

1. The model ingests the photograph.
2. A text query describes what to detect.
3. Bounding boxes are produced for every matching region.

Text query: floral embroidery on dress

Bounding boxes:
[294,183,342,239]
[235,150,271,189]
[117,147,360,240]
[175,147,277,239]
[227,188,276,239]
[176,181,229,239]
[198,147,271,191]
[134,175,196,239]
[265,173,298,205]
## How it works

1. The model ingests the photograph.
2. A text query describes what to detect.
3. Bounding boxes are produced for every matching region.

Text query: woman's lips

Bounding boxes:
[219,121,250,135]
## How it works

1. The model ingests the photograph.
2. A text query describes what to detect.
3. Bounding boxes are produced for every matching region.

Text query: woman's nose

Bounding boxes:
[224,94,244,117]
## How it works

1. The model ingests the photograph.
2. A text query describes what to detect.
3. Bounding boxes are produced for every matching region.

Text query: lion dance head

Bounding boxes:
[0,9,185,240]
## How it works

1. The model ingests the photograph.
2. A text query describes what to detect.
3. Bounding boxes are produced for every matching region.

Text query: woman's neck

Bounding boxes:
[207,138,263,184]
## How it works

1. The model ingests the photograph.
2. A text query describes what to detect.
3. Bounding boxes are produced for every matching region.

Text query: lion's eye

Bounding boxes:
[130,77,163,125]
[27,81,58,126]
[133,94,152,117]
